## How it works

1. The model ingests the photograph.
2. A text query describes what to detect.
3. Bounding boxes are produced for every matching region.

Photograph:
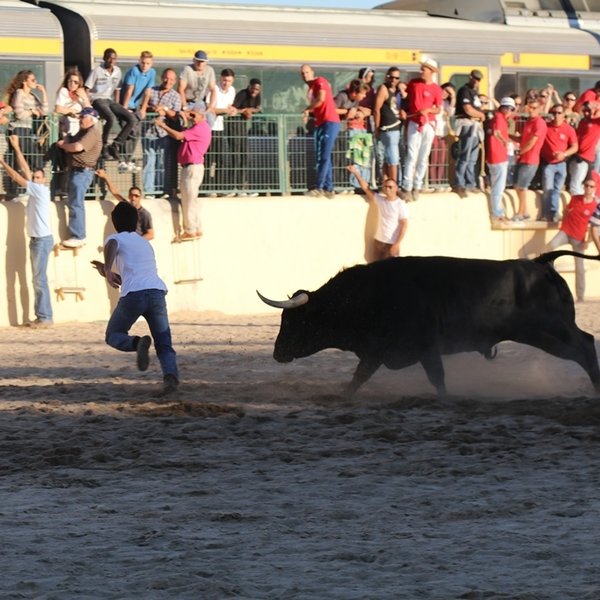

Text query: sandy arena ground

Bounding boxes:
[2,303,600,599]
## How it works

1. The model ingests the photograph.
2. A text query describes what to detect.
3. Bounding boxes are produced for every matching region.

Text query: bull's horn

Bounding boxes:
[256,290,309,309]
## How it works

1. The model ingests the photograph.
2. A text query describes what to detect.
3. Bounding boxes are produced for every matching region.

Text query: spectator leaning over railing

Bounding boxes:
[178,50,217,127]
[574,81,600,173]
[155,105,212,240]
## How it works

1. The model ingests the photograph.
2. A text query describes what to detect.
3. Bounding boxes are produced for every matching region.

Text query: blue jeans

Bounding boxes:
[105,289,178,379]
[30,235,54,322]
[143,135,168,195]
[67,168,94,240]
[314,120,341,191]
[487,161,508,218]
[542,161,567,218]
[455,123,481,189]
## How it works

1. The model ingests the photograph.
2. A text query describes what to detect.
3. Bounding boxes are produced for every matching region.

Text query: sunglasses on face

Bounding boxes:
[566,97,576,101]
[584,184,596,188]
[387,75,400,80]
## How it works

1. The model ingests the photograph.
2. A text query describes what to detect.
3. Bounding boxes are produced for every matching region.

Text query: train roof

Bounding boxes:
[35,0,600,68]
[0,1,63,59]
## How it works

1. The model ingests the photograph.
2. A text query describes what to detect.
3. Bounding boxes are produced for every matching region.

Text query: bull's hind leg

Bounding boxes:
[421,350,447,398]
[343,357,381,397]
[519,326,600,392]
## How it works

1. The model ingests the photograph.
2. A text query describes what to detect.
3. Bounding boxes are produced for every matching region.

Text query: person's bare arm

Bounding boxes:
[95,168,126,202]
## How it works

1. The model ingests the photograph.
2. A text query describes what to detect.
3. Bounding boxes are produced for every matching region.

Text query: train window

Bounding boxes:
[495,74,517,101]
[518,74,583,100]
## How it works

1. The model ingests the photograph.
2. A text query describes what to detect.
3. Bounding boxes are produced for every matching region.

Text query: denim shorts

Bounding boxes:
[379,129,400,166]
[516,163,538,189]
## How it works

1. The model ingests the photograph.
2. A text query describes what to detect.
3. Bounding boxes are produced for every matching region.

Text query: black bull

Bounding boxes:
[257,252,600,396]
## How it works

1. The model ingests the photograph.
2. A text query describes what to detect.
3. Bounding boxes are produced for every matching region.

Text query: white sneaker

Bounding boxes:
[128,162,141,172]
[118,161,129,173]
[62,237,85,248]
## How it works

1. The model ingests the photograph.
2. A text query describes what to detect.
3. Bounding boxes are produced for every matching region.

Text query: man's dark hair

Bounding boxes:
[111,202,138,233]
[221,68,235,78]
[249,78,261,87]
[103,48,117,61]
[348,79,368,95]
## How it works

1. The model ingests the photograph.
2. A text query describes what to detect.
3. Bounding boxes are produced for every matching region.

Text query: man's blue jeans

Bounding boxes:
[455,123,481,189]
[30,235,54,322]
[105,289,178,379]
[487,161,508,218]
[314,120,340,192]
[67,168,94,240]
[542,161,567,218]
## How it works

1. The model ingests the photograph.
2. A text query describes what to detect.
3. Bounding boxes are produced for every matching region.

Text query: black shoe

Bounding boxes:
[108,143,120,161]
[159,374,179,397]
[101,146,111,160]
[136,335,151,371]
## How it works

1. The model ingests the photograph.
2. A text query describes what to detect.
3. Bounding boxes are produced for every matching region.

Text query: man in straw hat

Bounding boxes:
[402,57,443,201]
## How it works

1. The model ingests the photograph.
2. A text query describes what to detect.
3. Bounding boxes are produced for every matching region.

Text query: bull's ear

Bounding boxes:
[257,290,309,309]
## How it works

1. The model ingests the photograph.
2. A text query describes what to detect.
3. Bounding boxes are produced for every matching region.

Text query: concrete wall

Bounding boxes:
[1,189,597,326]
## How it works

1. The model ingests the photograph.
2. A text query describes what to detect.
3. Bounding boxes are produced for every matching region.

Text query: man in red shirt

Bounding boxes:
[574,82,600,173]
[540,104,578,221]
[301,64,341,199]
[513,99,547,221]
[568,102,600,195]
[401,57,442,201]
[485,97,516,222]
[544,177,598,301]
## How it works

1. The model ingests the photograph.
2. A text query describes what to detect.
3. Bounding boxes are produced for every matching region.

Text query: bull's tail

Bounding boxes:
[535,250,600,265]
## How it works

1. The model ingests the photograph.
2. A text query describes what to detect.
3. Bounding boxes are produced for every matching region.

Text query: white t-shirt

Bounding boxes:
[55,87,85,136]
[85,65,122,101]
[105,231,167,297]
[208,84,236,131]
[373,194,409,244]
[25,181,52,238]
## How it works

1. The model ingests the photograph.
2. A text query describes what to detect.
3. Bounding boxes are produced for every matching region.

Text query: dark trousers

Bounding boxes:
[92,98,139,158]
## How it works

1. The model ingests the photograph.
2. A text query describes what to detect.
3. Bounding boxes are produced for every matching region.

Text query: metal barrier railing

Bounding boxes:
[0,112,470,199]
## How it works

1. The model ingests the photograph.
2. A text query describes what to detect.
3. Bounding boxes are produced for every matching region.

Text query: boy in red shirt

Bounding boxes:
[544,177,598,301]
[568,102,600,195]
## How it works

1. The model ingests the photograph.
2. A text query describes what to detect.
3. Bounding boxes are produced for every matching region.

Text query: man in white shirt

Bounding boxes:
[92,202,179,396]
[0,135,53,327]
[206,68,237,194]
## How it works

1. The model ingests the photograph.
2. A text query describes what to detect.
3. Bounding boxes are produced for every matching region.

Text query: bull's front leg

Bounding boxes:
[343,357,382,397]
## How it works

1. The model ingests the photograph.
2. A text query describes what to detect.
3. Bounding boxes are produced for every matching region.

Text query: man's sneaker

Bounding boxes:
[118,161,129,174]
[136,335,152,371]
[304,188,323,197]
[411,189,420,202]
[247,192,259,197]
[128,162,141,173]
[236,192,248,197]
[322,190,336,199]
[62,237,85,248]
[25,319,53,328]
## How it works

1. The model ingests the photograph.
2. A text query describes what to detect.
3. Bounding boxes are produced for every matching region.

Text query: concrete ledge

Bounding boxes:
[0,188,596,327]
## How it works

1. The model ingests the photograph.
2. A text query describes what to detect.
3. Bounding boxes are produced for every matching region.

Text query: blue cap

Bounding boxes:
[193,50,208,62]
[80,107,99,119]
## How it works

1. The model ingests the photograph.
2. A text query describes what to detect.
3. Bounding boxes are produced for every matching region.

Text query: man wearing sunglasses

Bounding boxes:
[540,104,578,221]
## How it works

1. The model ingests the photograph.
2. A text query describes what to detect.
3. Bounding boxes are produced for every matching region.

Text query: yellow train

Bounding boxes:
[3,0,600,109]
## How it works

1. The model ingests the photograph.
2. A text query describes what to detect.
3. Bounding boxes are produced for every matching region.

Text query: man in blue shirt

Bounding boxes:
[117,50,156,173]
